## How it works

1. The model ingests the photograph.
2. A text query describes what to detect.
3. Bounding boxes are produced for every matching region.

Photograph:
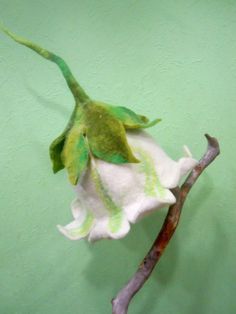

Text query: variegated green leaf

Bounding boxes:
[49,131,67,173]
[103,104,161,129]
[62,127,89,185]
[49,105,83,174]
[84,103,139,164]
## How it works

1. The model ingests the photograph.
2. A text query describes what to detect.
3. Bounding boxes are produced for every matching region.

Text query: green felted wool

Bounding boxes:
[50,131,67,173]
[83,102,139,164]
[61,126,89,185]
[102,104,161,129]
[49,105,79,174]
[0,25,161,185]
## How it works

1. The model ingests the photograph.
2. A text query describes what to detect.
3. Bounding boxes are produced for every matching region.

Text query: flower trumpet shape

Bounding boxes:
[57,131,197,241]
[1,26,197,242]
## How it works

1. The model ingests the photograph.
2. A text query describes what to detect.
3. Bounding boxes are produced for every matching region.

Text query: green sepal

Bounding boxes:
[61,126,89,185]
[103,105,161,129]
[49,131,67,173]
[49,105,80,174]
[84,103,139,164]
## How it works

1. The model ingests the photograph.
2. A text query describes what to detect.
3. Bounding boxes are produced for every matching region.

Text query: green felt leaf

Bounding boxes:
[49,131,67,173]
[61,127,89,185]
[49,104,82,174]
[84,103,139,164]
[104,105,161,129]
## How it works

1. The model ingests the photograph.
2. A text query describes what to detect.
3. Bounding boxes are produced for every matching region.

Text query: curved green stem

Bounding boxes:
[0,24,90,104]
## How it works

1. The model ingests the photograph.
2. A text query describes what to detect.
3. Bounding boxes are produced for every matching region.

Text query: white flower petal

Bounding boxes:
[57,197,95,240]
[124,189,176,223]
[88,215,130,242]
[178,156,198,178]
[58,130,197,242]
[126,131,198,188]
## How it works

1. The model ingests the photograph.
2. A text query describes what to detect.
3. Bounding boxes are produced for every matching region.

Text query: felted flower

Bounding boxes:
[57,130,197,242]
[1,26,197,242]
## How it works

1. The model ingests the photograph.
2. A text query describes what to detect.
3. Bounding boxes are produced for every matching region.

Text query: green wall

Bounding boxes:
[0,1,235,313]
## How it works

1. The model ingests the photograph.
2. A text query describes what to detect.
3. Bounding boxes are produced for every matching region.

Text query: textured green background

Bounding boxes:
[0,1,235,313]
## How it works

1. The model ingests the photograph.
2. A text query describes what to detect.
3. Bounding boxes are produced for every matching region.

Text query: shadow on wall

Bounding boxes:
[27,87,71,118]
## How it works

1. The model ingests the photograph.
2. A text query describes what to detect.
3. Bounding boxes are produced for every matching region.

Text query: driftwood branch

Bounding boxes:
[112,134,220,314]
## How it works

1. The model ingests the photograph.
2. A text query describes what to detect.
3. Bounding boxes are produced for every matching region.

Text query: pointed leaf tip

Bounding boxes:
[62,127,89,185]
[103,104,161,129]
[49,132,67,173]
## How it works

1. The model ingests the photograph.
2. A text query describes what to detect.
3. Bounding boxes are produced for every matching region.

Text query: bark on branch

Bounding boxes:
[112,134,220,314]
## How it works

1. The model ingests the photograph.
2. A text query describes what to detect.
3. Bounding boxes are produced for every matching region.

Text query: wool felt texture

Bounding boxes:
[50,101,161,185]
[57,131,197,242]
[1,26,197,242]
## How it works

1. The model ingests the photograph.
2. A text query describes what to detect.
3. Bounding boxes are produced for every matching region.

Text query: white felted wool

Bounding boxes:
[57,131,197,242]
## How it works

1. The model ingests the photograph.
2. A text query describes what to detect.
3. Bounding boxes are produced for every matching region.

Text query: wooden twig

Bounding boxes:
[112,134,220,314]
